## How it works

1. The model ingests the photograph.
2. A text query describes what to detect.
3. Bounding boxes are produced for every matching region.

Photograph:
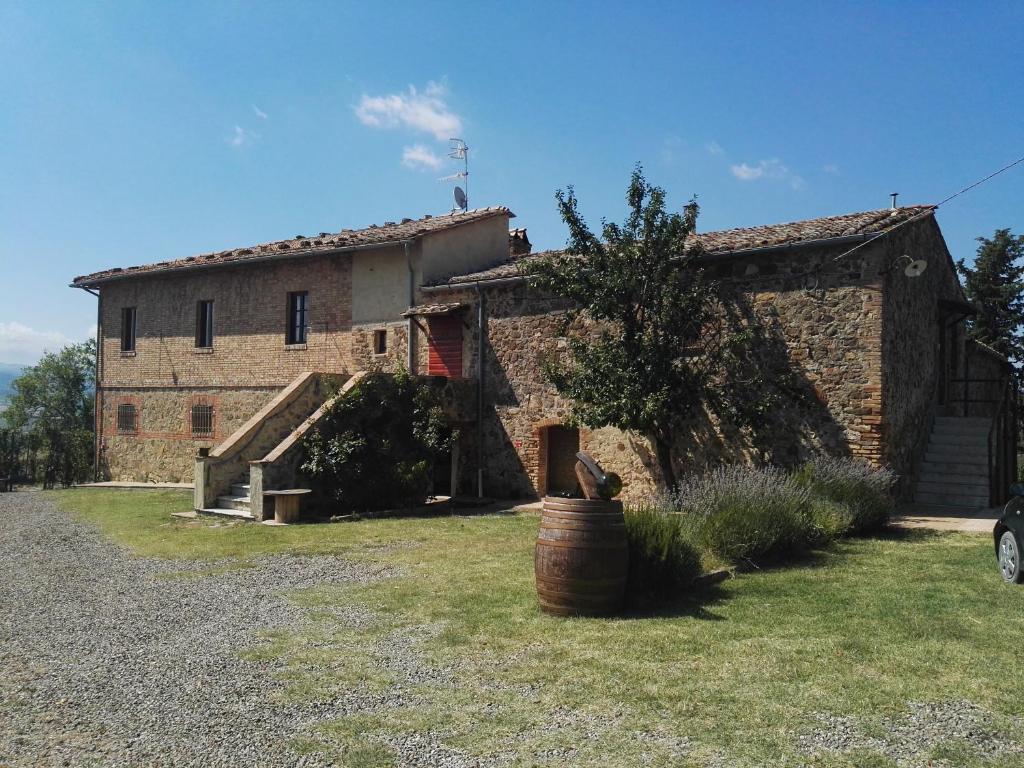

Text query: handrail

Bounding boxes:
[988,374,1012,507]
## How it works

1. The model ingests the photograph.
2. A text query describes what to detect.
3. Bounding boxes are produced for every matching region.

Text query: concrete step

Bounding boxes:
[918,471,989,488]
[919,460,989,475]
[916,479,989,496]
[230,483,251,497]
[928,432,988,447]
[935,416,991,430]
[216,495,251,512]
[916,490,989,508]
[198,507,255,520]
[925,445,989,462]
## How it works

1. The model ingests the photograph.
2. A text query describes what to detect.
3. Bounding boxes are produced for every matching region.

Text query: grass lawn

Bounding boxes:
[54,489,1024,767]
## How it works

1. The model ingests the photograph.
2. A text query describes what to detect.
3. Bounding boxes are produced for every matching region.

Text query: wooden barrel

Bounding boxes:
[535,497,629,616]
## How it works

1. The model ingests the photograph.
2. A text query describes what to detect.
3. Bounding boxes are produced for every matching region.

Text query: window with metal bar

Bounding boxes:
[373,329,387,355]
[286,291,309,345]
[116,403,137,434]
[191,404,214,436]
[121,307,137,351]
[195,300,214,348]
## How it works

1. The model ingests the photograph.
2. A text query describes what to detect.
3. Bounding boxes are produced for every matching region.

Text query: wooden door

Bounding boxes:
[427,315,463,378]
[546,425,580,496]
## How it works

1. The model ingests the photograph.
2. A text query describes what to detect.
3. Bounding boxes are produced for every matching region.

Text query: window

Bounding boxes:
[286,291,309,345]
[195,300,214,348]
[121,307,137,352]
[116,403,137,434]
[191,404,214,436]
[426,315,463,377]
[373,329,387,355]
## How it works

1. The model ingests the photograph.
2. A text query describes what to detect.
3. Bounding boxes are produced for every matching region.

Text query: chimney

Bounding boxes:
[509,228,532,256]
[890,192,899,210]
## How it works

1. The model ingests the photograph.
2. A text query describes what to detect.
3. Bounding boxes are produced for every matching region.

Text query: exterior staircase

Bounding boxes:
[914,416,991,510]
[205,478,254,519]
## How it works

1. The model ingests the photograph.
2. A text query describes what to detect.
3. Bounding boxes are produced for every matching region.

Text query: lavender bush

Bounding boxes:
[794,456,896,534]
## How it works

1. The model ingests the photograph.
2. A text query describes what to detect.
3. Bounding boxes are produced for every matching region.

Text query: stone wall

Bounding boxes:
[416,224,958,503]
[881,216,971,495]
[101,385,279,482]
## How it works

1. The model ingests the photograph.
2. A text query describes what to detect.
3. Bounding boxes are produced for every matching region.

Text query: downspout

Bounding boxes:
[76,286,102,481]
[404,240,416,371]
[476,284,486,498]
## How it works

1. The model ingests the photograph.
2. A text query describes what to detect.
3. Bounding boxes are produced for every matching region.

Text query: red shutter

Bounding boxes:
[427,315,463,377]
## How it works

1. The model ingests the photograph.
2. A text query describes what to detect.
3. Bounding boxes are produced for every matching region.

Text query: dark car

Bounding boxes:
[994,483,1024,583]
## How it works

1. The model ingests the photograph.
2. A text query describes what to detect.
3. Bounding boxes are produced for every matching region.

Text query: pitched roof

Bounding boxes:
[72,207,513,287]
[424,206,937,288]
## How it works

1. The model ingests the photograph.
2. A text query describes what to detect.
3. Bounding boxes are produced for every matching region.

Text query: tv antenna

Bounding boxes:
[439,138,469,212]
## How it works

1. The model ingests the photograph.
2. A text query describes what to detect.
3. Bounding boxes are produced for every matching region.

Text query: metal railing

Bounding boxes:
[946,373,1018,507]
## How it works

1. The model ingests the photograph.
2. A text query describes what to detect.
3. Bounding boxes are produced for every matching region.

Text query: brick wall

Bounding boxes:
[98,253,354,388]
[96,253,354,481]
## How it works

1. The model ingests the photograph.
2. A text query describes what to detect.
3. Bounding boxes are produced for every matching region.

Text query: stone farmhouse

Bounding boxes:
[71,204,1017,518]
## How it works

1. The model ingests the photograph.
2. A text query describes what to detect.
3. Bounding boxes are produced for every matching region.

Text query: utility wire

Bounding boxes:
[726,152,1024,286]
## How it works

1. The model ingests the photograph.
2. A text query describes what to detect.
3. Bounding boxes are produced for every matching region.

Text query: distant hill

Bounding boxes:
[0,363,25,404]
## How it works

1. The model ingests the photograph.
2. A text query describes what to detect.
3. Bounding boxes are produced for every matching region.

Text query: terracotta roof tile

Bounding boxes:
[425,206,936,287]
[72,207,513,287]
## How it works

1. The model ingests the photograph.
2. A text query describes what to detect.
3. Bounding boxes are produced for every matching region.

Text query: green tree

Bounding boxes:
[957,228,1024,365]
[528,166,714,489]
[300,371,456,513]
[3,340,96,488]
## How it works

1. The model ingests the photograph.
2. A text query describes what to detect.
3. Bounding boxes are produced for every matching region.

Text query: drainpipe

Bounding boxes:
[476,285,486,498]
[76,286,102,481]
[404,240,416,371]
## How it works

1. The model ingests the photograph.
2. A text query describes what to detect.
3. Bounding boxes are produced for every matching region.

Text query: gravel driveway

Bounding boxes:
[0,491,388,768]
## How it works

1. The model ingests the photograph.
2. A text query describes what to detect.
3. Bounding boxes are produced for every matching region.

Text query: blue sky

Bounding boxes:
[1,0,1022,364]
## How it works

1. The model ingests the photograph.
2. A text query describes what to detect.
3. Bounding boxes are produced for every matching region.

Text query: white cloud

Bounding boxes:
[705,141,724,155]
[823,163,840,174]
[354,81,463,140]
[730,158,805,190]
[227,125,259,149]
[252,105,268,120]
[401,144,443,171]
[0,322,73,364]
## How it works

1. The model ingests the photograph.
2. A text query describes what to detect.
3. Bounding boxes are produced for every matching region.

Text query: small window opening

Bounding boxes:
[191,404,214,436]
[286,291,309,345]
[121,307,137,351]
[373,329,387,355]
[195,300,214,348]
[116,403,137,434]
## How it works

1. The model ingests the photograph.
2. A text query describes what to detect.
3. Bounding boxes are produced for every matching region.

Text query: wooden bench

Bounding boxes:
[264,489,311,524]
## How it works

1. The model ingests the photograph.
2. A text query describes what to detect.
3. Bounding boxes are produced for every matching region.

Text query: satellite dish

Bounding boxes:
[904,259,928,278]
[454,186,467,211]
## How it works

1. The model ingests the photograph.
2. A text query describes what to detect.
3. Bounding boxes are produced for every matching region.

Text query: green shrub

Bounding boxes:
[795,457,895,534]
[623,508,701,599]
[300,371,456,514]
[668,465,818,564]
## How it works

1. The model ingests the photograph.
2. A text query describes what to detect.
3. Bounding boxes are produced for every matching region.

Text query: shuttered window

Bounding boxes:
[427,315,463,378]
[121,307,137,352]
[195,300,214,348]
[286,291,309,345]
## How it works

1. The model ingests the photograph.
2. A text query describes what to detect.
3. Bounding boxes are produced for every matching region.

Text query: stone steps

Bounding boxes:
[915,416,992,508]
[231,483,251,498]
[198,507,255,520]
[216,495,251,512]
